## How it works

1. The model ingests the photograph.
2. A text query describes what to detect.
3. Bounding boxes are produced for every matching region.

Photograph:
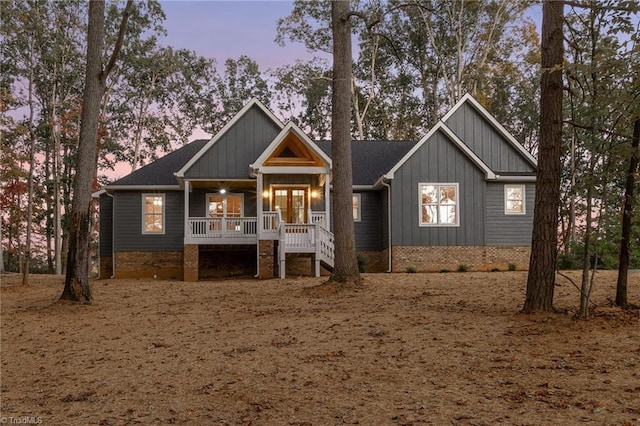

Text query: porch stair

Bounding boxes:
[277,220,334,278]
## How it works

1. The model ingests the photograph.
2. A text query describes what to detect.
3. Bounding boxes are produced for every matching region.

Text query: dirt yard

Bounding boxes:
[1,270,639,425]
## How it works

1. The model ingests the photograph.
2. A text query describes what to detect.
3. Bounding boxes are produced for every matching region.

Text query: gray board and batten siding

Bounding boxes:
[444,101,535,174]
[184,106,282,179]
[99,194,113,257]
[112,190,185,252]
[391,128,487,247]
[354,191,386,251]
[485,183,535,246]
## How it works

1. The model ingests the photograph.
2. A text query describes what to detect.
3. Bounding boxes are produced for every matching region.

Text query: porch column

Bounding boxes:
[324,172,331,228]
[256,172,263,237]
[183,180,190,243]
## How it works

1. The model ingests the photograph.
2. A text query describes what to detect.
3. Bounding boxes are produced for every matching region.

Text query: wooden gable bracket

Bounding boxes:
[263,132,325,167]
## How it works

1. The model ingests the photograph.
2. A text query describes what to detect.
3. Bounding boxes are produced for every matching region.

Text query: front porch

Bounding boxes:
[182,209,334,281]
[178,120,335,281]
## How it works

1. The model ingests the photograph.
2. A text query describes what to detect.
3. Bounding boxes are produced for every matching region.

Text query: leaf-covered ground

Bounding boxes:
[1,270,639,425]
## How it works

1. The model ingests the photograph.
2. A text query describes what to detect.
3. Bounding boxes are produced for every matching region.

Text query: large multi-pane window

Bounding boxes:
[505,185,525,214]
[207,193,243,231]
[419,183,459,226]
[142,194,165,234]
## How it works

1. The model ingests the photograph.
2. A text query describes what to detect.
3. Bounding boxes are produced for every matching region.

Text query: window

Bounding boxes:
[505,185,525,215]
[352,194,361,221]
[207,194,243,218]
[419,183,459,226]
[207,193,244,231]
[142,194,165,234]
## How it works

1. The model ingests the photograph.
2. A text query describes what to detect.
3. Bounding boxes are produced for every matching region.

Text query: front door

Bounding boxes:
[272,187,307,223]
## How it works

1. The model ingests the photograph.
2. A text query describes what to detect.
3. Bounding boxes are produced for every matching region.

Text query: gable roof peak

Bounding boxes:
[442,93,537,167]
[175,98,284,178]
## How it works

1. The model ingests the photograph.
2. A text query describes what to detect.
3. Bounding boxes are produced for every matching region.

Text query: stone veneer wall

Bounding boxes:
[357,250,389,273]
[98,256,113,279]
[113,251,183,280]
[259,240,275,279]
[392,246,531,272]
[183,244,198,282]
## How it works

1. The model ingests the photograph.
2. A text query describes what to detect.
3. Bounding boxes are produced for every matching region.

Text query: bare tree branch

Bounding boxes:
[102,0,133,80]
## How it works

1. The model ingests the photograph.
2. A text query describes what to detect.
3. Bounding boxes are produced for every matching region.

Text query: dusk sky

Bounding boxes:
[158,0,320,71]
[157,1,542,72]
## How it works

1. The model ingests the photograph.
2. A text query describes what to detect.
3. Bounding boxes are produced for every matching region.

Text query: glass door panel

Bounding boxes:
[271,188,307,223]
[291,189,305,224]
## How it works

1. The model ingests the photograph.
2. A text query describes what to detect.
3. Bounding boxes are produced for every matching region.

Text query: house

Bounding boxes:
[95,94,536,281]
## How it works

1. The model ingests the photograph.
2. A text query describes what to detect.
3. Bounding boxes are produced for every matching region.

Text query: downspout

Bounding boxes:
[380,180,392,273]
[253,168,261,278]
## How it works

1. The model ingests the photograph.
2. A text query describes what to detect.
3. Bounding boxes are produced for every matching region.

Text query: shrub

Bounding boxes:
[508,263,517,271]
[357,253,369,273]
[405,266,417,273]
[457,264,469,272]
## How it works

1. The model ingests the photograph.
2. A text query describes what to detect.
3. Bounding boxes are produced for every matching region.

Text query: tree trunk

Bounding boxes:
[61,0,106,302]
[579,187,594,317]
[616,116,640,307]
[23,42,38,286]
[0,217,4,273]
[330,0,361,285]
[61,0,132,302]
[523,0,564,313]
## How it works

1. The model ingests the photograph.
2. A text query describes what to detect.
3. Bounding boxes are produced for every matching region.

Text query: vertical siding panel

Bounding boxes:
[391,130,486,247]
[185,107,281,179]
[354,191,383,251]
[485,183,535,245]
[114,191,184,252]
[99,194,113,256]
[444,103,535,173]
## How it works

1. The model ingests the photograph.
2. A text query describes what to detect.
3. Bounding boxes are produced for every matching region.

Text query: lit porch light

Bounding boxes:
[311,190,319,199]
[262,190,270,198]
[219,189,226,194]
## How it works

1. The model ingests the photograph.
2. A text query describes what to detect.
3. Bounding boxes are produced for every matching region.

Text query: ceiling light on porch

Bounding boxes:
[219,189,226,194]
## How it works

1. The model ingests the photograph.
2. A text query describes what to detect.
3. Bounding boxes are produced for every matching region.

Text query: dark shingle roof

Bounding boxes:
[107,139,415,188]
[108,139,208,187]
[314,140,416,186]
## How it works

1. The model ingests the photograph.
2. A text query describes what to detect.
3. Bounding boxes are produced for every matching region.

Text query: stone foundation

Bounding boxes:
[183,244,198,282]
[392,246,531,272]
[110,245,530,281]
[284,253,331,277]
[114,251,183,279]
[98,256,113,279]
[259,240,275,279]
[357,250,388,273]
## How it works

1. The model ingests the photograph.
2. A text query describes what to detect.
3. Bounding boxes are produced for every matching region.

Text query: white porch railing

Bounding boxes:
[309,209,327,227]
[185,211,334,278]
[278,221,334,278]
[261,211,282,238]
[186,217,257,243]
[316,224,335,269]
